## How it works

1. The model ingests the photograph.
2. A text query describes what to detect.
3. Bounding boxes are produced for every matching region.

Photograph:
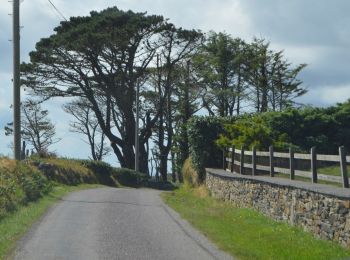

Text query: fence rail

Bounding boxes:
[223,146,350,188]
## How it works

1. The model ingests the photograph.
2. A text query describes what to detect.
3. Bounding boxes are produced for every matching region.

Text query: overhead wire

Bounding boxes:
[46,0,68,21]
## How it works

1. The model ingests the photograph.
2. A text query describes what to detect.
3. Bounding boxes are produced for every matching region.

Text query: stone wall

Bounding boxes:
[206,168,350,247]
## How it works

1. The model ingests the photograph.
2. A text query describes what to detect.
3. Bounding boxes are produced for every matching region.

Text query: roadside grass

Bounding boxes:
[318,165,350,177]
[162,185,350,260]
[0,184,103,260]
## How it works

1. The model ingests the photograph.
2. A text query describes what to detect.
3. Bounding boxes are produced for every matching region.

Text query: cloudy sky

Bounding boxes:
[0,0,349,162]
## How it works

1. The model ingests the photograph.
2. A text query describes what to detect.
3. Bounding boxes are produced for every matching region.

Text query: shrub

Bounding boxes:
[32,158,97,185]
[15,163,49,202]
[216,116,273,150]
[0,158,50,219]
[80,160,118,186]
[187,116,235,183]
[112,168,148,187]
[182,158,199,187]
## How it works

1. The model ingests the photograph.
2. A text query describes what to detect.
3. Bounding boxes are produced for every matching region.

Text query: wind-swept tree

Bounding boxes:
[5,100,59,155]
[22,7,174,173]
[194,32,247,116]
[63,98,111,161]
[145,27,203,181]
[244,38,307,112]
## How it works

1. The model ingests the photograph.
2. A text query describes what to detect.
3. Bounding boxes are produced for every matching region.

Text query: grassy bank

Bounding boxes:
[0,184,102,259]
[162,186,350,260]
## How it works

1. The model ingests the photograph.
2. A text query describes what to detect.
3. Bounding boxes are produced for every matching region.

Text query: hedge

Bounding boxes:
[0,157,149,219]
[187,116,236,183]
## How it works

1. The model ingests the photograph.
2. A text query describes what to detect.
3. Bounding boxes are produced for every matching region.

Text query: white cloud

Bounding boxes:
[298,85,350,107]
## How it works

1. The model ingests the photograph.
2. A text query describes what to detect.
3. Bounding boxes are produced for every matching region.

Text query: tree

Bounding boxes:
[244,38,307,112]
[172,60,203,181]
[194,32,247,116]
[145,27,203,181]
[5,100,59,155]
[22,7,173,173]
[63,98,111,161]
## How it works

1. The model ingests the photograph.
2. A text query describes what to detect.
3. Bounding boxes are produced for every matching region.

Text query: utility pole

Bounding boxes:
[13,0,21,160]
[135,83,140,172]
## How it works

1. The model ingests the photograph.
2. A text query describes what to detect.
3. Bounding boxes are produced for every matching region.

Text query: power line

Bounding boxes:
[47,0,67,21]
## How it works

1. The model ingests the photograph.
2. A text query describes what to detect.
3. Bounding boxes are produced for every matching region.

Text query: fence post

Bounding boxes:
[311,146,317,184]
[269,145,274,177]
[223,149,226,170]
[231,146,235,173]
[289,147,295,180]
[240,146,245,175]
[252,146,256,176]
[339,146,349,188]
[21,141,26,160]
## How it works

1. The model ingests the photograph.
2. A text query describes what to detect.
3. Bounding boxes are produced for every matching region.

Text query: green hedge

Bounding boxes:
[32,158,97,185]
[187,116,235,183]
[32,158,148,187]
[113,168,148,187]
[0,158,50,219]
[0,157,150,219]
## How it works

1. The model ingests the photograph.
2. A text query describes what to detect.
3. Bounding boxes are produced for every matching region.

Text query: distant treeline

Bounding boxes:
[21,7,307,181]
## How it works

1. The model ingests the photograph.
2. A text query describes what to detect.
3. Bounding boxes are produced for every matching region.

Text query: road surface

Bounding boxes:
[14,187,232,260]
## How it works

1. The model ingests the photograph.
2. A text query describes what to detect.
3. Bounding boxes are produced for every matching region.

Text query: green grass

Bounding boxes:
[318,165,350,177]
[162,186,350,260]
[0,184,103,260]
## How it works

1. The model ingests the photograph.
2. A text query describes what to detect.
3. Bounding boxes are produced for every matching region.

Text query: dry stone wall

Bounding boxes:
[206,168,350,247]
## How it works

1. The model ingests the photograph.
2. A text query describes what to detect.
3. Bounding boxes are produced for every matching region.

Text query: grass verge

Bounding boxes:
[162,185,350,260]
[0,184,103,260]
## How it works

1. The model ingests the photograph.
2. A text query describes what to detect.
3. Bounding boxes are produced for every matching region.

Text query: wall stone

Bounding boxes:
[206,168,350,247]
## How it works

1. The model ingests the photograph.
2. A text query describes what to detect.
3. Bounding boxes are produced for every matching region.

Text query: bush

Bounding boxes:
[0,158,50,219]
[32,158,97,185]
[80,160,118,186]
[0,156,149,220]
[216,116,273,150]
[182,158,199,187]
[112,168,148,187]
[187,116,235,183]
[15,163,49,202]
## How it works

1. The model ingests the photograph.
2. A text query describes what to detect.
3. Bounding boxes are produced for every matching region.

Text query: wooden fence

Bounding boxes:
[223,146,350,188]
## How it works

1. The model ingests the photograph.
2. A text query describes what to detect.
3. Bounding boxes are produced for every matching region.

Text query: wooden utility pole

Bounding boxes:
[135,82,140,172]
[13,0,21,160]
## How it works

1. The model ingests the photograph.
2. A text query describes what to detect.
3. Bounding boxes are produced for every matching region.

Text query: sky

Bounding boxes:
[0,0,349,163]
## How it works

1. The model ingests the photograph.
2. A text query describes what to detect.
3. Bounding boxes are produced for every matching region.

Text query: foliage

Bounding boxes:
[187,116,235,182]
[80,160,117,186]
[194,32,247,116]
[243,38,307,113]
[216,115,273,150]
[112,168,148,187]
[32,158,98,186]
[5,100,59,154]
[0,158,50,219]
[21,5,308,176]
[163,186,350,260]
[261,100,350,153]
[182,158,199,187]
[63,98,111,161]
[216,99,350,154]
[0,155,152,222]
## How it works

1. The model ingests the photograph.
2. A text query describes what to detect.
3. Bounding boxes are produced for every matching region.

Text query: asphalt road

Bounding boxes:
[14,187,233,260]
